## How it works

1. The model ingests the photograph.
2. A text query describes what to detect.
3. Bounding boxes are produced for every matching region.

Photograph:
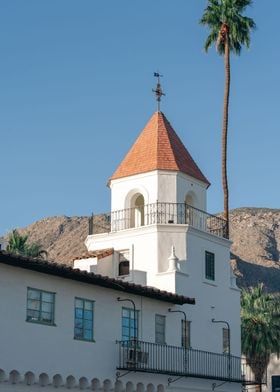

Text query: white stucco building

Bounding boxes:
[0,110,261,391]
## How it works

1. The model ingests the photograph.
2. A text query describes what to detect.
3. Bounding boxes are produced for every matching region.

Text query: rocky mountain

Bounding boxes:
[17,216,90,264]
[229,208,280,292]
[6,208,280,292]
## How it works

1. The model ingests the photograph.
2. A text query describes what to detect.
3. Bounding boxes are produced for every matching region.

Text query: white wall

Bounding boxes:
[110,170,207,212]
[0,371,241,392]
[0,263,183,379]
[80,155,241,391]
[0,262,242,392]
[85,223,240,360]
[176,172,207,210]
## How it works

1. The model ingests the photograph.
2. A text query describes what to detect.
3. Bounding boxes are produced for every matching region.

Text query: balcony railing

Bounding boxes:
[116,340,265,386]
[89,202,228,239]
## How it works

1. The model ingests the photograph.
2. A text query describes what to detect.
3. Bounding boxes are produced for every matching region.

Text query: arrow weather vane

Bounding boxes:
[153,72,165,112]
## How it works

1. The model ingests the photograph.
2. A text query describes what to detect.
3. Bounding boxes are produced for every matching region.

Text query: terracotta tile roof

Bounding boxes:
[74,248,114,261]
[0,251,195,305]
[110,111,210,187]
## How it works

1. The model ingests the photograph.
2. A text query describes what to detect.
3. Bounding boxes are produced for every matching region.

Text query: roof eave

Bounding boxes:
[0,252,195,306]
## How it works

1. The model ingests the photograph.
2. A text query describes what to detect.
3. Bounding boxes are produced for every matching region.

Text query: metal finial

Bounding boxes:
[153,72,165,112]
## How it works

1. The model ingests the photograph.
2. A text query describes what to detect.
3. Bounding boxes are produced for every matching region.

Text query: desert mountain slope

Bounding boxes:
[230,208,280,267]
[229,208,280,291]
[8,208,280,292]
[18,216,89,264]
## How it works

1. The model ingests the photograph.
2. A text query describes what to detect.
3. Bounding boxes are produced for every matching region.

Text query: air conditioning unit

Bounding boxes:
[125,349,149,366]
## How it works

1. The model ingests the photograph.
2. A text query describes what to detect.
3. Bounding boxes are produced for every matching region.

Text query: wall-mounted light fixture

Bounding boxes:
[168,308,187,347]
[211,318,231,385]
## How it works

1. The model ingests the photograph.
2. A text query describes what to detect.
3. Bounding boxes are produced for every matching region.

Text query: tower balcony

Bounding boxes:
[116,340,265,386]
[89,203,228,239]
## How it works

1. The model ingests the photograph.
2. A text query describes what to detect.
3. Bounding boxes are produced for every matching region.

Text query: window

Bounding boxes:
[155,315,166,344]
[122,307,138,341]
[223,327,230,353]
[26,287,55,325]
[74,298,94,341]
[181,320,191,348]
[118,250,130,276]
[205,251,215,280]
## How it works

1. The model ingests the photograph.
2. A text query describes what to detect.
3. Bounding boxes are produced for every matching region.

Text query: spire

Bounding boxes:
[152,72,165,112]
[109,111,210,187]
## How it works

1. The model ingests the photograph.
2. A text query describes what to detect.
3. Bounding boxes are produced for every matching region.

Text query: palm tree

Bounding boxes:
[7,229,28,255]
[7,229,47,259]
[241,284,280,391]
[200,0,256,237]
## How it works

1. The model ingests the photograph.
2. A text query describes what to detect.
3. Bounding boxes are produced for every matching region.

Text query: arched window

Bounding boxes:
[118,250,130,276]
[185,193,195,207]
[129,193,145,228]
[185,192,197,225]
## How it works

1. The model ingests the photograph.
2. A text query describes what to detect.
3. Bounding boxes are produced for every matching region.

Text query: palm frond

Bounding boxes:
[241,284,280,379]
[7,229,47,259]
[200,0,256,56]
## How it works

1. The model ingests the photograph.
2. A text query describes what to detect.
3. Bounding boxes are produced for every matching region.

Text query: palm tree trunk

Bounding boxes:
[222,36,230,238]
[250,358,267,392]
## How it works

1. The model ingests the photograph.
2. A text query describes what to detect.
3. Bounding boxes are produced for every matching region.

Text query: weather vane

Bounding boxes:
[153,72,165,111]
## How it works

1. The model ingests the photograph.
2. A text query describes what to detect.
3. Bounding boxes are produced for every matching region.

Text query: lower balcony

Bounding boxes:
[116,340,265,386]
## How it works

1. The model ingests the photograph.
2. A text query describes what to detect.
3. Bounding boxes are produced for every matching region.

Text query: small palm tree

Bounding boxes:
[7,229,47,259]
[7,229,28,255]
[241,284,280,391]
[200,0,256,237]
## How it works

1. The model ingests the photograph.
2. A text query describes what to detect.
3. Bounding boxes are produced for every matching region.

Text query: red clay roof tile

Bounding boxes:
[73,248,114,262]
[109,111,210,186]
[0,251,195,305]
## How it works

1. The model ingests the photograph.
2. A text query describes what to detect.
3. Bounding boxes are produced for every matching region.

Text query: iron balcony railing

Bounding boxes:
[117,340,265,386]
[89,202,228,239]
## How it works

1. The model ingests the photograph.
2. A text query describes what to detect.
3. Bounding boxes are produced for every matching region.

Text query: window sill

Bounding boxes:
[203,280,217,287]
[26,319,56,327]
[74,337,96,343]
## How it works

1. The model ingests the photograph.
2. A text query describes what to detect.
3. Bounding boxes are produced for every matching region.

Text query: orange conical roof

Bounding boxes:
[110,111,210,186]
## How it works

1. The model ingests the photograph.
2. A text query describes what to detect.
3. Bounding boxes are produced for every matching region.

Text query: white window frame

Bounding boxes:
[122,307,139,341]
[26,287,55,326]
[74,297,95,342]
[155,314,166,344]
[205,251,215,281]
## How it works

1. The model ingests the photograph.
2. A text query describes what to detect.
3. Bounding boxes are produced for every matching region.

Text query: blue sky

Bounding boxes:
[0,1,279,235]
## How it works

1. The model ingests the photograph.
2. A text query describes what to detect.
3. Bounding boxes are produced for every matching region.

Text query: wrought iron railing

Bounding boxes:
[116,340,265,385]
[89,203,228,239]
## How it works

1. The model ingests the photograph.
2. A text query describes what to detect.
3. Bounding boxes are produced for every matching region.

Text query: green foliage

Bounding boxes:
[241,284,280,381]
[7,229,47,259]
[200,0,256,55]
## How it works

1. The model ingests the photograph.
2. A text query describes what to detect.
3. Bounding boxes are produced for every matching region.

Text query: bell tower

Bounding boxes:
[84,76,234,293]
[84,106,228,286]
[79,77,240,362]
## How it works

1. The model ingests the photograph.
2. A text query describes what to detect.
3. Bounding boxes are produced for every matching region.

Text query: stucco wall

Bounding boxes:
[0,262,242,392]
[110,170,207,212]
